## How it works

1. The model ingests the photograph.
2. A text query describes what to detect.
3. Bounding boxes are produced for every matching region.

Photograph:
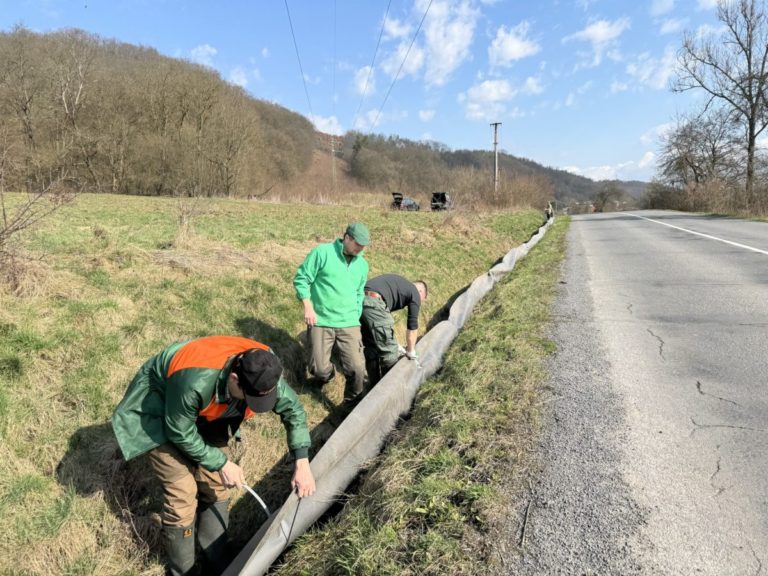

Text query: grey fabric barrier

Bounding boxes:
[224,217,554,576]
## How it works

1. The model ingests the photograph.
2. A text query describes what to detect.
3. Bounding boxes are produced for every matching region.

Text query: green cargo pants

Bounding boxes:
[360,295,400,386]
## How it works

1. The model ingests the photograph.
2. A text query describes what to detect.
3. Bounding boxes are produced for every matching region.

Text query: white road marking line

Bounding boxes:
[621,213,768,256]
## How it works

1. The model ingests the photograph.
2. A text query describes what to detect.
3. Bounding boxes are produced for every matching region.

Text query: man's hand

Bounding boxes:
[303,300,317,326]
[219,460,246,488]
[291,458,316,498]
[397,344,406,357]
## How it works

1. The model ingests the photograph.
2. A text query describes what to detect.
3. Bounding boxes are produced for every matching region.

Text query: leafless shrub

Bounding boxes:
[0,128,75,290]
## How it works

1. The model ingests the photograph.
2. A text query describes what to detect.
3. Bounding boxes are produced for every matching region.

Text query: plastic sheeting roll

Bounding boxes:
[224,217,554,576]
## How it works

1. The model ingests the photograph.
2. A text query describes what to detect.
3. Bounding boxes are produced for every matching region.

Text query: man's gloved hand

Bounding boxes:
[397,344,407,357]
[405,350,418,361]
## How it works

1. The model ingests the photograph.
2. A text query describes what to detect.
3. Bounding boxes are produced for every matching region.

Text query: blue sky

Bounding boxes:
[1,0,725,181]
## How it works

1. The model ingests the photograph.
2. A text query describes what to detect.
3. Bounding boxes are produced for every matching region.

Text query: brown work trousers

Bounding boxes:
[308,325,365,401]
[148,442,230,527]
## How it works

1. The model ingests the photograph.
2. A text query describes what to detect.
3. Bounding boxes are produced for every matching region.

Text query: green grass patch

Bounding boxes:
[275,217,569,576]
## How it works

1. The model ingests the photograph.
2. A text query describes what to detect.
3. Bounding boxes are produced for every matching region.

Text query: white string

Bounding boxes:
[242,483,271,517]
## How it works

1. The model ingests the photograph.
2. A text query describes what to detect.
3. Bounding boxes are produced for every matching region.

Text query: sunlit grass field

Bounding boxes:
[0,193,546,575]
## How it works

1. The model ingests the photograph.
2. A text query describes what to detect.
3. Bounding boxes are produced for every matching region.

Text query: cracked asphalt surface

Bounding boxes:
[504,211,768,575]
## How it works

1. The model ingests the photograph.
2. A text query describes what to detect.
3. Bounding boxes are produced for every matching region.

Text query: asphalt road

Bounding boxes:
[505,210,768,575]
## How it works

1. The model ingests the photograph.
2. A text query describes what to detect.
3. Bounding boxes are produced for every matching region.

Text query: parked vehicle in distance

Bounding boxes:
[390,192,420,211]
[430,191,453,211]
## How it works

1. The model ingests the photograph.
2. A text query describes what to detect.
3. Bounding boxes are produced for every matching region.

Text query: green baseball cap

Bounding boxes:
[345,222,370,246]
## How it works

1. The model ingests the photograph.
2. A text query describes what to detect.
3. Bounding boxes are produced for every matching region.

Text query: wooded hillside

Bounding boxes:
[341,131,615,204]
[0,27,315,197]
[0,26,631,208]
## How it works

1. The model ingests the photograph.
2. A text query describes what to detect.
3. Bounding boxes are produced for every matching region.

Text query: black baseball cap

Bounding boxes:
[235,349,282,413]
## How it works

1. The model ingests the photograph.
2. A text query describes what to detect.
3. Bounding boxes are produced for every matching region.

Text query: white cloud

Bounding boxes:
[565,157,648,180]
[381,41,426,79]
[625,46,676,90]
[229,67,249,88]
[695,23,723,38]
[523,76,544,94]
[459,79,517,120]
[354,108,407,131]
[563,18,631,66]
[697,0,718,9]
[611,81,629,93]
[660,18,687,34]
[421,0,480,86]
[246,58,263,82]
[650,0,674,17]
[489,21,541,68]
[419,109,436,121]
[354,66,376,96]
[352,109,380,131]
[564,164,618,179]
[638,151,656,168]
[565,148,658,181]
[311,114,344,135]
[641,122,674,145]
[190,44,217,67]
[380,0,479,87]
[564,80,593,107]
[384,16,412,40]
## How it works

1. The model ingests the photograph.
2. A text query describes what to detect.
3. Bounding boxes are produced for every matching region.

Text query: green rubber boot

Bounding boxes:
[163,523,196,576]
[197,500,230,575]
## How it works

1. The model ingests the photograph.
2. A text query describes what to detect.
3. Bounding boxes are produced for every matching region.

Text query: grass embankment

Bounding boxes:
[0,193,546,576]
[274,217,568,576]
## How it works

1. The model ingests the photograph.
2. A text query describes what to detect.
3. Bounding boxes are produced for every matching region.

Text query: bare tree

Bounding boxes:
[204,93,254,197]
[51,29,97,190]
[592,182,624,212]
[0,125,75,288]
[0,26,48,189]
[674,0,768,210]
[658,109,740,189]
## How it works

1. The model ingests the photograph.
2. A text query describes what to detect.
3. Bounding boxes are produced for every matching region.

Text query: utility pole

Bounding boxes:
[490,122,501,194]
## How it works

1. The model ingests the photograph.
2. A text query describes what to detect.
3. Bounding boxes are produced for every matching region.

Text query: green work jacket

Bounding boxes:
[111,336,311,471]
[293,238,368,328]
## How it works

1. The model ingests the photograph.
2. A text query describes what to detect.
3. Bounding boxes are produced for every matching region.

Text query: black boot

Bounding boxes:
[198,500,230,575]
[163,523,196,576]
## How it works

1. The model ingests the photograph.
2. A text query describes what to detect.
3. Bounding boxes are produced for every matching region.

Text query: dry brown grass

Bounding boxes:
[262,150,388,207]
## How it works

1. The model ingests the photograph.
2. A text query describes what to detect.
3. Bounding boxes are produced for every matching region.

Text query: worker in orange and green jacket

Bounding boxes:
[112,335,314,576]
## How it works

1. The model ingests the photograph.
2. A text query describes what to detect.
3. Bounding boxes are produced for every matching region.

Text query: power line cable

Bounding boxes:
[351,0,393,132]
[332,0,337,121]
[370,0,433,131]
[284,0,314,121]
[331,0,338,192]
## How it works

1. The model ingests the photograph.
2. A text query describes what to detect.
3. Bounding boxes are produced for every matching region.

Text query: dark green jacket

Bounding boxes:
[111,336,311,471]
[293,238,368,327]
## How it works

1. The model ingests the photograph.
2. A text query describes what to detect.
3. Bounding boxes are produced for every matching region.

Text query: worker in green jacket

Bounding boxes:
[112,335,314,576]
[294,222,369,408]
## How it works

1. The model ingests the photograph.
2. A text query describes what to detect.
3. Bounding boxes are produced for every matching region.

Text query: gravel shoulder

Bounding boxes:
[498,221,656,575]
